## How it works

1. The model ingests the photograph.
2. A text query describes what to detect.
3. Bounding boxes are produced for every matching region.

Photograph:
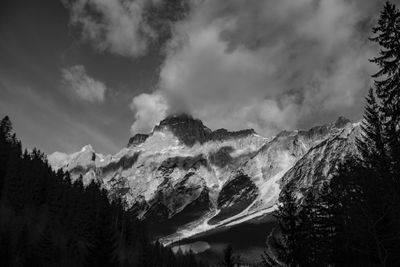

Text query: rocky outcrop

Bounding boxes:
[127,134,149,147]
[153,114,212,146]
[146,113,258,146]
[209,174,258,224]
[210,128,257,141]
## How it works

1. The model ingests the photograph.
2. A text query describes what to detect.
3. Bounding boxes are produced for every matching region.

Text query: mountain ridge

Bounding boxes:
[48,114,359,243]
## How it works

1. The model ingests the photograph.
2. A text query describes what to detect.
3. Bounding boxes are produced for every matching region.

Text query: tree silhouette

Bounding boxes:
[0,116,207,267]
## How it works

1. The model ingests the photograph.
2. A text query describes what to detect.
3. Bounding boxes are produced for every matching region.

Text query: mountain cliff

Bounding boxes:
[48,114,359,243]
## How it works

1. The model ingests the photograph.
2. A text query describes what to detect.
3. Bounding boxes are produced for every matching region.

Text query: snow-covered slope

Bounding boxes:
[48,114,359,243]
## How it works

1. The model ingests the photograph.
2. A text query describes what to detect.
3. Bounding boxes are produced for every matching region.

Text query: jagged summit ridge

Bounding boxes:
[153,114,212,146]
[130,113,259,147]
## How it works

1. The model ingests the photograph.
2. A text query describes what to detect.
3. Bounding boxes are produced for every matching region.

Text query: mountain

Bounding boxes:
[48,114,360,243]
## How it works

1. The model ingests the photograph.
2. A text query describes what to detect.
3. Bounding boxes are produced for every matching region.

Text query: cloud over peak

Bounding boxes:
[62,65,107,103]
[65,0,386,137]
[126,0,378,136]
[129,92,168,135]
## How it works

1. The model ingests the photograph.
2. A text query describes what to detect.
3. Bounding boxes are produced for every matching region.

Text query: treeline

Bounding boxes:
[262,2,400,266]
[0,116,205,267]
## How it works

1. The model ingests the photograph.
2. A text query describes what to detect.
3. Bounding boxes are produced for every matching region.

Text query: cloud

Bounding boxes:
[151,0,381,135]
[129,91,168,134]
[64,0,189,57]
[68,0,387,136]
[65,0,152,57]
[62,65,107,103]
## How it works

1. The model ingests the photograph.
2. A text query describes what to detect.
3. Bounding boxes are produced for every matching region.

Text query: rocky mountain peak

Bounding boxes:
[295,116,351,141]
[127,133,149,147]
[153,113,212,146]
[333,116,351,128]
[151,113,259,146]
[81,144,94,152]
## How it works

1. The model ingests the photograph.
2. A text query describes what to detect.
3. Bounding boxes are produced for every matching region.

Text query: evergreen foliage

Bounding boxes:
[0,116,206,267]
[274,188,301,267]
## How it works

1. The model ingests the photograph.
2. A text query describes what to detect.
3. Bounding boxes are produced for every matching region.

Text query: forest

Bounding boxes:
[0,113,209,267]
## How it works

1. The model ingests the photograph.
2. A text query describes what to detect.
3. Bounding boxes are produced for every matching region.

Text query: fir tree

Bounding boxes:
[369,0,400,181]
[275,187,301,267]
[357,88,388,173]
[355,1,400,265]
[296,186,336,267]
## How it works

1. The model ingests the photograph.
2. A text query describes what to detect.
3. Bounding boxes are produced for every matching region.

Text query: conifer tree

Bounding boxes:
[0,116,20,198]
[357,89,388,173]
[355,2,400,265]
[275,187,301,267]
[0,116,13,141]
[369,1,400,180]
[0,116,12,195]
[296,186,337,267]
[297,193,318,267]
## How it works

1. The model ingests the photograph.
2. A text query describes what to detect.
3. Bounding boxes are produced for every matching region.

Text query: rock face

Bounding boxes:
[127,134,149,147]
[154,114,212,146]
[48,114,360,242]
[281,121,361,197]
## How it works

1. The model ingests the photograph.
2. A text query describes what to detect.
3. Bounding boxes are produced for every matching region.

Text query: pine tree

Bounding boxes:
[353,2,400,265]
[297,187,336,267]
[0,116,19,197]
[369,1,400,181]
[326,160,400,266]
[297,192,318,267]
[357,89,388,173]
[0,116,13,141]
[275,187,301,267]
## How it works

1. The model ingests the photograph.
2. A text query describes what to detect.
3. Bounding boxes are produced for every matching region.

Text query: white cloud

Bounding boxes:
[66,0,386,136]
[152,0,379,135]
[129,92,168,134]
[62,65,107,103]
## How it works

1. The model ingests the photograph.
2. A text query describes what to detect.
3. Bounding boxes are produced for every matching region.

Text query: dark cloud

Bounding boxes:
[63,0,190,57]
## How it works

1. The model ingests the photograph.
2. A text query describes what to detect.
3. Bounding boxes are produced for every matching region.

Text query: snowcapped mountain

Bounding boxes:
[48,114,360,243]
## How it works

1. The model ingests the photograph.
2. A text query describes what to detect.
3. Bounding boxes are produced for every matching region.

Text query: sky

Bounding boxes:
[0,0,396,155]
